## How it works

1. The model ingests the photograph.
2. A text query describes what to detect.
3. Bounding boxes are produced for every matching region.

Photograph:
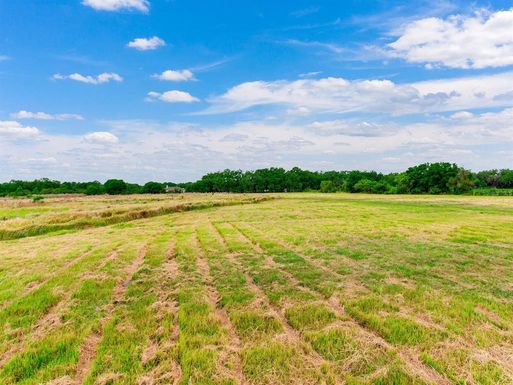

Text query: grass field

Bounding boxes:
[0,193,512,385]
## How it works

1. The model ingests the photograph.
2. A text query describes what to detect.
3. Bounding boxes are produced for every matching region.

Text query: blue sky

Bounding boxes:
[1,0,513,182]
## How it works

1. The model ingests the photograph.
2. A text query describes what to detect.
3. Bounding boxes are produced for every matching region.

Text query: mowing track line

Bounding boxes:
[230,222,452,385]
[193,231,247,385]
[74,245,147,384]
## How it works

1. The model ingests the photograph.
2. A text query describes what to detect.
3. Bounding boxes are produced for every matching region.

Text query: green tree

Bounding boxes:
[85,182,104,195]
[104,179,127,195]
[448,168,475,194]
[143,182,164,194]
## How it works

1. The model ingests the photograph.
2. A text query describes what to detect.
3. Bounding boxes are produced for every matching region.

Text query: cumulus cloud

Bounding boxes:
[11,110,84,121]
[152,69,194,81]
[53,72,123,85]
[82,0,149,12]
[388,9,513,69]
[204,72,513,115]
[83,131,119,144]
[127,36,165,51]
[146,90,200,103]
[0,121,40,138]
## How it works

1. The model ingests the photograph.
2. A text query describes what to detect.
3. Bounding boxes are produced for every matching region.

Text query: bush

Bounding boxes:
[32,195,44,203]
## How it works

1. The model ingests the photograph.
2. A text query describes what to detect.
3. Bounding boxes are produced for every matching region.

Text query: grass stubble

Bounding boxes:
[0,193,512,384]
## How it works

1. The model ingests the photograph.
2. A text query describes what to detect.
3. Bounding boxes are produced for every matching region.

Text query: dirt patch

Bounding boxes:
[141,342,158,366]
[44,375,75,385]
[74,332,102,384]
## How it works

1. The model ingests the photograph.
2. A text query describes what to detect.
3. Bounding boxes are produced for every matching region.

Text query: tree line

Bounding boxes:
[1,163,513,197]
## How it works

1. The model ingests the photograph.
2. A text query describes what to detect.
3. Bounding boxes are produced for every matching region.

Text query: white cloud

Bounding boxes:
[82,0,149,12]
[0,121,40,138]
[11,110,84,121]
[127,36,165,51]
[310,120,395,137]
[286,106,311,116]
[204,72,513,115]
[0,55,10,61]
[388,9,513,69]
[26,157,58,164]
[146,90,200,103]
[53,72,123,85]
[83,131,119,144]
[299,71,322,78]
[450,111,474,120]
[3,107,513,182]
[283,39,345,54]
[153,69,194,81]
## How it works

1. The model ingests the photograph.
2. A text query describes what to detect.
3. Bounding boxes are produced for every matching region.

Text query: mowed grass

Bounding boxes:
[0,193,512,384]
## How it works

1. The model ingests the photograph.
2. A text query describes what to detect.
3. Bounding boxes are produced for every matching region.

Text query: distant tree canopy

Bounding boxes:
[180,163,478,194]
[104,179,127,195]
[1,163,512,197]
[143,181,165,194]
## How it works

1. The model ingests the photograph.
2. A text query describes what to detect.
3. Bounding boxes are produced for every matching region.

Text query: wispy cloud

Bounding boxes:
[53,72,123,84]
[351,0,458,33]
[56,54,108,67]
[0,55,10,61]
[191,57,235,73]
[290,6,320,18]
[11,110,84,121]
[299,71,322,78]
[282,18,342,31]
[282,39,345,54]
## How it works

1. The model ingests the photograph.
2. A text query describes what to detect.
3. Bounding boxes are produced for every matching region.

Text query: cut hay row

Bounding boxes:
[0,196,274,241]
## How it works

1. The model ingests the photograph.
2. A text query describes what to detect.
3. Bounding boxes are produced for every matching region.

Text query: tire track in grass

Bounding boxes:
[174,226,238,385]
[241,221,362,294]
[209,222,339,384]
[143,237,182,385]
[73,245,147,384]
[193,231,247,385]
[230,222,452,385]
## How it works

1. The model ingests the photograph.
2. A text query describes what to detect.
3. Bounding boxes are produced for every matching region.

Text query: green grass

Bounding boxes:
[285,304,336,331]
[1,193,512,384]
[230,311,282,339]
